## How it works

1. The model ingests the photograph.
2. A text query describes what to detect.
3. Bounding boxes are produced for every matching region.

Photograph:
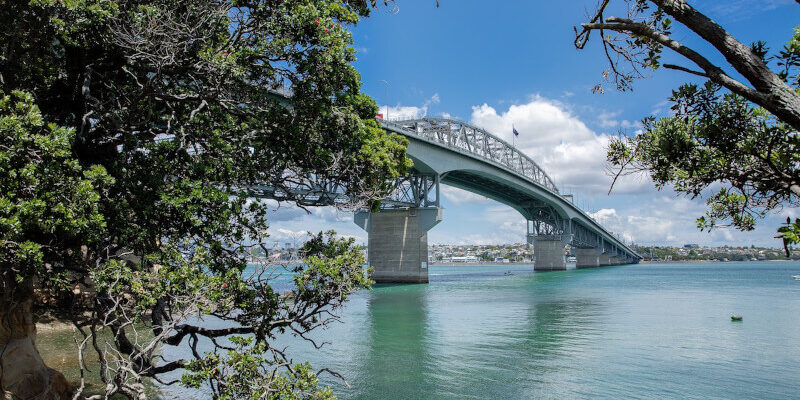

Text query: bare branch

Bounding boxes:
[663,63,708,77]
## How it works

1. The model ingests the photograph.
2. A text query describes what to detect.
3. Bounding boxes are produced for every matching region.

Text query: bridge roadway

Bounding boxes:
[350,117,641,283]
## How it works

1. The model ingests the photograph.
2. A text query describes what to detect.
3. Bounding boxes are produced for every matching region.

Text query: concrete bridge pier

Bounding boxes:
[533,235,571,271]
[598,251,613,266]
[355,207,442,283]
[575,247,602,268]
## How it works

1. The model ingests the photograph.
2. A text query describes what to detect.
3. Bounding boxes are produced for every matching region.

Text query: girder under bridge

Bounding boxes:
[247,114,641,282]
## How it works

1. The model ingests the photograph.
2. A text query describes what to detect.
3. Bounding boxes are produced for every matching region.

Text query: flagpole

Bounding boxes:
[512,124,516,148]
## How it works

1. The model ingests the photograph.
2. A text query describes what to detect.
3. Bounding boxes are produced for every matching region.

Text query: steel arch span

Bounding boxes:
[374,117,641,265]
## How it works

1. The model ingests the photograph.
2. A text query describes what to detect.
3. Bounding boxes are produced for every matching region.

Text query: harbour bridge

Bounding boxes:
[361,118,640,282]
[250,98,641,282]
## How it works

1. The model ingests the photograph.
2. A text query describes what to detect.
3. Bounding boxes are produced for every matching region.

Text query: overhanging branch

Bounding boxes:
[580,18,764,106]
[663,63,708,78]
[164,324,255,346]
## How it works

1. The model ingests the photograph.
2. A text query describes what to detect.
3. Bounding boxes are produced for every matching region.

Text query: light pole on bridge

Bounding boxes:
[380,79,389,120]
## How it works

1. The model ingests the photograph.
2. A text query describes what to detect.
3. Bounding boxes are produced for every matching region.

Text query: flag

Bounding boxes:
[513,125,519,137]
[376,113,383,120]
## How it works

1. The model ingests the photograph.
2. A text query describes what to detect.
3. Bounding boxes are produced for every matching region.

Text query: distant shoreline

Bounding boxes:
[431,259,797,267]
[640,258,796,264]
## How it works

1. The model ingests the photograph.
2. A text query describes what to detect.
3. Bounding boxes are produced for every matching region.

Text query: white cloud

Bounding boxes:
[380,93,441,121]
[309,206,354,223]
[597,110,642,130]
[650,100,670,117]
[425,92,792,247]
[598,111,621,128]
[378,105,425,120]
[440,186,491,205]
[583,194,787,247]
[429,203,527,245]
[778,207,800,220]
[588,208,618,222]
[620,120,641,129]
[469,96,651,195]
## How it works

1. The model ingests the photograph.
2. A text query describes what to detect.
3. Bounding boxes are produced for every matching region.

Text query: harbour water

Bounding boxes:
[164,261,800,399]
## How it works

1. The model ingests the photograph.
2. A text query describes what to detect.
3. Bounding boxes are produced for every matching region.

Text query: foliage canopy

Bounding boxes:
[1,0,408,398]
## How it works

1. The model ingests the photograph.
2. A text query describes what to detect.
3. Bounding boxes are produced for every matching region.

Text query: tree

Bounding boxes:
[574,0,800,252]
[0,1,409,399]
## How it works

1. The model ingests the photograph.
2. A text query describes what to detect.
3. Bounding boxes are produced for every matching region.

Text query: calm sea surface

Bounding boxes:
[167,261,800,399]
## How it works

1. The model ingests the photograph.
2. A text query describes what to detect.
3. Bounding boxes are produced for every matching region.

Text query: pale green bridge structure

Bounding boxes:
[347,118,641,283]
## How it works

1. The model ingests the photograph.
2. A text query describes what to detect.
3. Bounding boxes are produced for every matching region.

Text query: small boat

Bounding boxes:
[793,275,800,280]
[731,314,743,321]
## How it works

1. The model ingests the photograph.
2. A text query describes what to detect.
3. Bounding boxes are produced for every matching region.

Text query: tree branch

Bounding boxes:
[652,0,782,93]
[164,324,255,346]
[663,63,708,78]
[578,0,800,131]
[581,18,766,107]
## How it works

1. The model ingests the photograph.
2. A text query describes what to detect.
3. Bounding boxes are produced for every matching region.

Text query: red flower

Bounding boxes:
[222,283,228,288]
[324,29,328,33]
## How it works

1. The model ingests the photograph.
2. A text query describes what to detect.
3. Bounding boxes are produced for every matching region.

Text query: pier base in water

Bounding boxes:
[533,235,569,271]
[360,208,442,283]
[576,248,602,268]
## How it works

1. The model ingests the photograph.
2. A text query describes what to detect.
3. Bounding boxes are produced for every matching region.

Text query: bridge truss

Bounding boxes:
[383,118,559,193]
[243,170,440,209]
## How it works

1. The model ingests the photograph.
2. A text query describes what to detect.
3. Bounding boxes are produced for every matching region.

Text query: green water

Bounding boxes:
[168,261,800,399]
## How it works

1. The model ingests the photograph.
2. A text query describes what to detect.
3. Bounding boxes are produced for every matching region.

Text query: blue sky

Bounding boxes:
[267,0,800,248]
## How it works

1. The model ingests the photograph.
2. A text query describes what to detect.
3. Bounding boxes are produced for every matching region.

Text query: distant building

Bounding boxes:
[684,244,699,249]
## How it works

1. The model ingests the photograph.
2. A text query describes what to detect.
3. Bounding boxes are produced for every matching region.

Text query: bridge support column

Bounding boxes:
[575,248,602,268]
[533,235,570,271]
[598,252,612,266]
[355,207,442,283]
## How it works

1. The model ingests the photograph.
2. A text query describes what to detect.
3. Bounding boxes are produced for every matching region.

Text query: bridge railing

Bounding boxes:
[382,118,559,194]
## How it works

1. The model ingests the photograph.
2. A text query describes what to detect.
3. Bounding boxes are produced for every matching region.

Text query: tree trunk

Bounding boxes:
[1,277,71,400]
